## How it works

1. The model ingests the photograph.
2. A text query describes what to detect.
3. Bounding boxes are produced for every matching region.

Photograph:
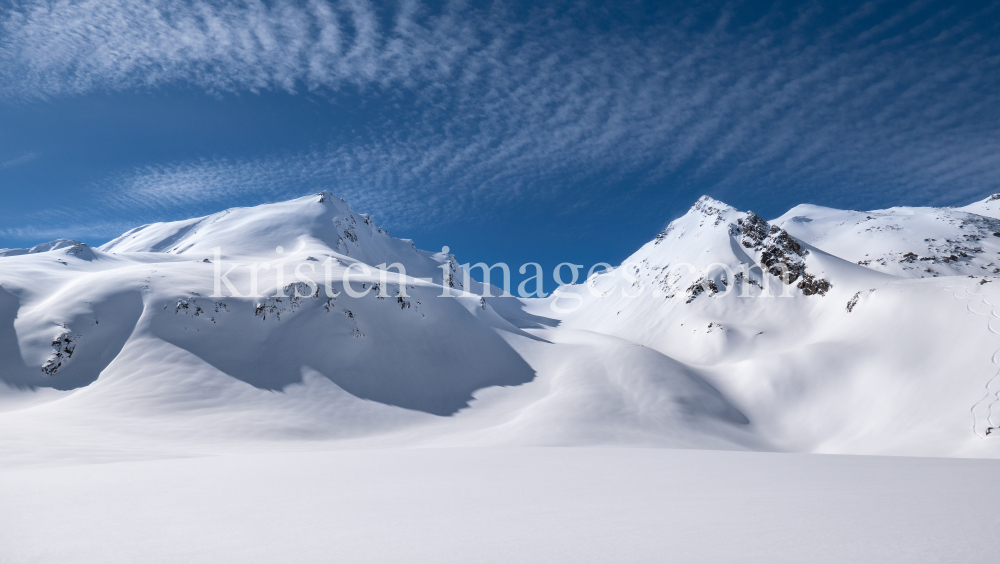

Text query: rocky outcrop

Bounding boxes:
[731,212,830,296]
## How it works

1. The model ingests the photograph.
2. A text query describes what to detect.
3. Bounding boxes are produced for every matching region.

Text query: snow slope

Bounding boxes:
[3,448,998,564]
[959,193,1000,220]
[3,191,1000,462]
[6,191,1000,562]
[0,192,757,467]
[538,195,1000,456]
[773,202,1000,278]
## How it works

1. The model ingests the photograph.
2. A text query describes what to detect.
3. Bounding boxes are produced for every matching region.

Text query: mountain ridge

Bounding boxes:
[3,191,1000,463]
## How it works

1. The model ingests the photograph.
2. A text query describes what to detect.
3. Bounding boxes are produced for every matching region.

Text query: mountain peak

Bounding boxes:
[686,195,740,228]
[692,195,737,214]
[316,190,343,205]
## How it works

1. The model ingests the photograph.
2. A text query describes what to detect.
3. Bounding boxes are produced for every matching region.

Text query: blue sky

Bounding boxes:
[1,0,998,287]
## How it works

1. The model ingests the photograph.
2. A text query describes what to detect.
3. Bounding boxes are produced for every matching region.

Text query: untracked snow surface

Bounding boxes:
[3,448,998,564]
[4,192,1000,561]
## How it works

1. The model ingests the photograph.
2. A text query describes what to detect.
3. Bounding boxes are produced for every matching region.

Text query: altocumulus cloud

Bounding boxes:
[2,0,999,226]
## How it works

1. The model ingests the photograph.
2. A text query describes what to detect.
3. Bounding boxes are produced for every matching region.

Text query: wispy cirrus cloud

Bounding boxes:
[0,221,135,244]
[0,152,39,169]
[0,0,460,97]
[2,0,999,233]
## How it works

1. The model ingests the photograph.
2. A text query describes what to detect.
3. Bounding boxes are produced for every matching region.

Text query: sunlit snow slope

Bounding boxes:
[3,192,1000,462]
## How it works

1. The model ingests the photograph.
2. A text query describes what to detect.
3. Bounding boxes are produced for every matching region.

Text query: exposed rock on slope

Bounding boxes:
[732,211,830,295]
[631,196,833,304]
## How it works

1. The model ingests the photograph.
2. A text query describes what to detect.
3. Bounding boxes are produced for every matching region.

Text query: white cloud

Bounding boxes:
[1,0,999,230]
[0,221,135,244]
[0,152,39,169]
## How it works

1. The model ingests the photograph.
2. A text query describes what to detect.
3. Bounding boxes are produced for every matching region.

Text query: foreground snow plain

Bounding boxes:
[3,448,999,563]
[4,191,1000,561]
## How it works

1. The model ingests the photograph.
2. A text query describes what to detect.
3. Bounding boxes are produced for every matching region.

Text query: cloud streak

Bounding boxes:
[0,221,134,244]
[0,152,39,169]
[2,0,999,232]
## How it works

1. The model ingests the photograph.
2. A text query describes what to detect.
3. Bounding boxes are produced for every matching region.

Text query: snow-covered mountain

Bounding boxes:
[550,194,1000,456]
[0,238,84,257]
[4,191,1000,463]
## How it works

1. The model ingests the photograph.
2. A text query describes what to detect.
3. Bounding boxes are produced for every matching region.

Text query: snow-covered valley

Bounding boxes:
[4,191,1000,562]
